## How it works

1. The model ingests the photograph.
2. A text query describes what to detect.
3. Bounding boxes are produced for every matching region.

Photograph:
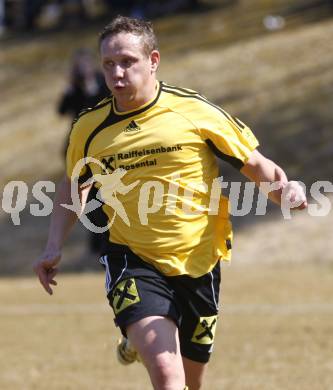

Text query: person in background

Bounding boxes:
[58,47,109,120]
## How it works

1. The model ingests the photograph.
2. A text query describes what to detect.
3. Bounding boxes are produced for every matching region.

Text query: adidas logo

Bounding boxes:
[124,120,141,134]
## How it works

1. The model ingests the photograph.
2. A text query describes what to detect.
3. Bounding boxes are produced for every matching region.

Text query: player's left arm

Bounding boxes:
[240,149,308,209]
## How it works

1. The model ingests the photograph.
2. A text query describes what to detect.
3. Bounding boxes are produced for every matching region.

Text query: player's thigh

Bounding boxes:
[175,262,221,364]
[126,316,185,381]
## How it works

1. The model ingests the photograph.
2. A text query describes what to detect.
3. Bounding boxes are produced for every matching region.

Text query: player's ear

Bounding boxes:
[150,50,160,73]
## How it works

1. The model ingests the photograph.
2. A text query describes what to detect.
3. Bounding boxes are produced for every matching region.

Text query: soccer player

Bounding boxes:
[34,16,307,390]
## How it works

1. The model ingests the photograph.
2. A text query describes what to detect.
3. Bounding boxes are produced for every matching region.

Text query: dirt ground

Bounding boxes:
[0,262,332,390]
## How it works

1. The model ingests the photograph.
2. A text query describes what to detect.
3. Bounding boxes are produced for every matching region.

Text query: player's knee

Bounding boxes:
[150,354,185,389]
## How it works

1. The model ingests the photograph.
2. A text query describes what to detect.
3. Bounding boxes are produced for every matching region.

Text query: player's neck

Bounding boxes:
[115,80,158,113]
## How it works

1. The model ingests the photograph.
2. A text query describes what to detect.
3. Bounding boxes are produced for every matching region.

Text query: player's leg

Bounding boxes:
[170,261,222,389]
[101,246,184,388]
[126,315,186,390]
[182,357,207,390]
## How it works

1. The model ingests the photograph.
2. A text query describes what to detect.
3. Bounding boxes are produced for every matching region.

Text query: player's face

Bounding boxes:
[100,32,159,111]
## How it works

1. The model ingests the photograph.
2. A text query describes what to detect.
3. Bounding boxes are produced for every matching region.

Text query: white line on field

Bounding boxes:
[223,303,333,315]
[0,303,333,316]
[0,303,108,315]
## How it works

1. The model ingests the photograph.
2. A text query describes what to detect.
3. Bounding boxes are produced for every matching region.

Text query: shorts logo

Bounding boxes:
[191,316,218,345]
[101,155,116,174]
[111,278,140,314]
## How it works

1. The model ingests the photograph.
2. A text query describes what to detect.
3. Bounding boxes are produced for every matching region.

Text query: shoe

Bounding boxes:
[117,337,140,365]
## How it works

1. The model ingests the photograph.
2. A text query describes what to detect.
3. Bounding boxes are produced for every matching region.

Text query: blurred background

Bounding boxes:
[0,0,333,389]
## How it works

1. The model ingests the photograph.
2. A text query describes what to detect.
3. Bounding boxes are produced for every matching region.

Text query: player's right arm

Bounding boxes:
[33,175,91,295]
[34,108,95,294]
[34,105,109,294]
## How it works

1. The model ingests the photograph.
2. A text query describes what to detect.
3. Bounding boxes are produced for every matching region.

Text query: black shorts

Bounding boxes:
[99,244,221,363]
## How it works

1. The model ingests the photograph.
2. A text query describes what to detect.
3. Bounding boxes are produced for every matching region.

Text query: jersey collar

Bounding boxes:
[112,81,162,117]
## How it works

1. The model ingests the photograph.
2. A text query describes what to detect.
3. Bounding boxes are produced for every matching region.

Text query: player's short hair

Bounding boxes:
[99,16,158,57]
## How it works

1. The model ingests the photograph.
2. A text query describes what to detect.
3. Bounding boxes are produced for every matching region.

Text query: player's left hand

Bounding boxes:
[281,180,308,210]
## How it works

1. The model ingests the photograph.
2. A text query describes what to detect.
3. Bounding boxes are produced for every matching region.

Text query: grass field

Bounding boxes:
[1,263,332,390]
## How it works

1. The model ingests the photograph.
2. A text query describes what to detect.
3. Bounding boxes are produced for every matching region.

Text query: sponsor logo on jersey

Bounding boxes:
[100,155,116,174]
[99,145,183,173]
[117,144,183,160]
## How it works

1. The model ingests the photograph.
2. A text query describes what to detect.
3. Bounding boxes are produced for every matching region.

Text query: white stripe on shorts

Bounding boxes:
[109,253,128,293]
[210,270,219,312]
[100,255,112,294]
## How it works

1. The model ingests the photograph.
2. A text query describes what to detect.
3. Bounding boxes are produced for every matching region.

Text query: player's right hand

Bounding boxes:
[33,249,61,295]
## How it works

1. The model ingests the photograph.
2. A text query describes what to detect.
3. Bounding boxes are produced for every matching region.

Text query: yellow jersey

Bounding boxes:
[66,81,259,277]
